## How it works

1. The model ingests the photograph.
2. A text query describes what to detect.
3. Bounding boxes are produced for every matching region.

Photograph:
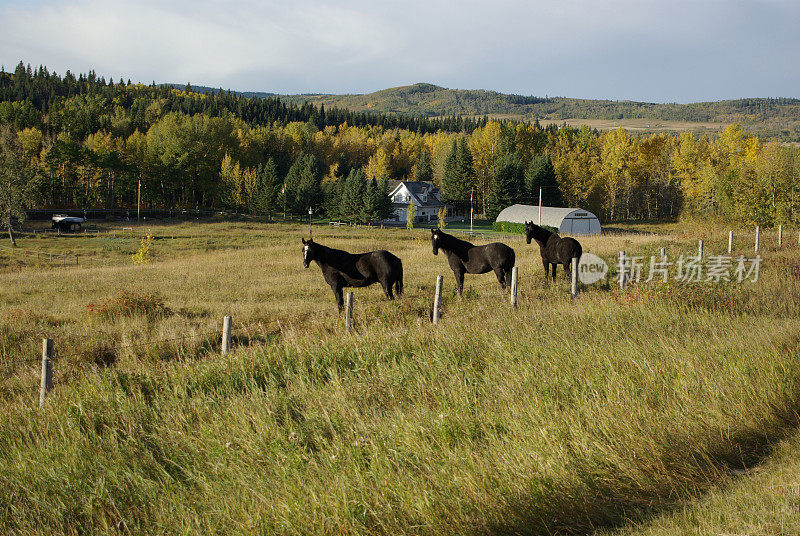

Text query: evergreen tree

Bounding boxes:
[456,137,475,194]
[322,174,346,220]
[486,153,524,221]
[524,154,562,206]
[442,139,459,199]
[415,149,433,182]
[441,138,475,211]
[251,158,281,220]
[284,153,321,214]
[376,178,395,221]
[362,178,381,223]
[336,152,351,179]
[340,169,366,223]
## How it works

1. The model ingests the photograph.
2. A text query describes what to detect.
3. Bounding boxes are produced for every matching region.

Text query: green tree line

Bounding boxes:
[1,63,799,231]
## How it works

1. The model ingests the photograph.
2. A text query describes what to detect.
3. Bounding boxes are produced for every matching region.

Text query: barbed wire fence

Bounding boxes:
[33,318,240,408]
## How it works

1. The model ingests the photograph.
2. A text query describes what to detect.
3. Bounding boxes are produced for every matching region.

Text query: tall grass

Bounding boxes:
[1,221,798,534]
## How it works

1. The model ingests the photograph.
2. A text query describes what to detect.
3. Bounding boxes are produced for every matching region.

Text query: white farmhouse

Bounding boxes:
[387,180,449,223]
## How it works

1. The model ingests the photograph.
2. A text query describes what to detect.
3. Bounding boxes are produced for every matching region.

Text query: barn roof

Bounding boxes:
[495,204,599,227]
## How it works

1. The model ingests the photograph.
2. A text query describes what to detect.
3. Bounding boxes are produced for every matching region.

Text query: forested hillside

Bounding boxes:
[1,62,799,228]
[272,83,800,142]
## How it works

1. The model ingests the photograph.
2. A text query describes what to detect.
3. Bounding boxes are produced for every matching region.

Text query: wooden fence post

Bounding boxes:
[619,251,626,290]
[755,226,760,253]
[221,316,232,355]
[510,266,519,308]
[432,276,443,324]
[571,257,578,299]
[659,247,666,260]
[39,339,53,409]
[698,239,704,259]
[728,230,733,254]
[345,292,354,332]
[778,224,783,247]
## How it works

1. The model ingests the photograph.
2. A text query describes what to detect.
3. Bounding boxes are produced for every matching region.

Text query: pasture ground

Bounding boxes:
[442,114,728,135]
[1,219,799,535]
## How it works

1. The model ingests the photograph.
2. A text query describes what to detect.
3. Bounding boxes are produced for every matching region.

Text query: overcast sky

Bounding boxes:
[1,0,798,103]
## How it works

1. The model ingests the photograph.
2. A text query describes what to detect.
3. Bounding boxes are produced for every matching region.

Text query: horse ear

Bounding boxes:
[301,238,306,244]
[431,229,435,234]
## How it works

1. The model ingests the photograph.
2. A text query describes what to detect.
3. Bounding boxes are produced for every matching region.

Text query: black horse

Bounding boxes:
[525,221,583,281]
[431,229,515,295]
[302,238,403,310]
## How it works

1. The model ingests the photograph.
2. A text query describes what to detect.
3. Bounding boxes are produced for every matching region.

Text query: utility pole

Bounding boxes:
[470,188,474,235]
[308,207,313,237]
[538,187,542,226]
[137,180,141,225]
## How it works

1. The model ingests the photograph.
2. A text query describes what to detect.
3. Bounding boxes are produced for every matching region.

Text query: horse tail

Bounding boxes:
[573,240,583,264]
[395,259,404,296]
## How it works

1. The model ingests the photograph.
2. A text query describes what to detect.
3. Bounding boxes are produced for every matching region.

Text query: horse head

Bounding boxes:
[431,228,441,255]
[301,237,315,268]
[525,221,550,246]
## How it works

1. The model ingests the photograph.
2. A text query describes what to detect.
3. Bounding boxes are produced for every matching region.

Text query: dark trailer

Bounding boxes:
[51,215,85,233]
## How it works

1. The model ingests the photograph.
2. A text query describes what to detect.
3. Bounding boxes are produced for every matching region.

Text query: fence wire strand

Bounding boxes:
[14,326,228,365]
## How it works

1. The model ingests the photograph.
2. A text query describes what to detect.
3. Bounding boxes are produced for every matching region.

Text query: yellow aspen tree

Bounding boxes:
[365,147,391,183]
[600,128,635,221]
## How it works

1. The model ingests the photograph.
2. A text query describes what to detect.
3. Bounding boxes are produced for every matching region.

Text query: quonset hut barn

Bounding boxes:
[495,204,602,235]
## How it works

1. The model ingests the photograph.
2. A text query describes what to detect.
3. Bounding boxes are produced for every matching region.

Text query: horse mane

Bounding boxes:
[307,240,335,263]
[309,240,364,266]
[437,230,474,251]
[526,222,555,245]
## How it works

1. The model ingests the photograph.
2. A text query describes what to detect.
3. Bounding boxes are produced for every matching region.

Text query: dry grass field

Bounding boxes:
[1,219,799,535]
[535,117,726,133]
[436,114,727,135]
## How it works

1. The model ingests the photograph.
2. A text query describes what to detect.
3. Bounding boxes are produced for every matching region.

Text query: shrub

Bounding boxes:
[492,221,558,235]
[87,290,170,320]
[437,207,447,230]
[132,233,154,264]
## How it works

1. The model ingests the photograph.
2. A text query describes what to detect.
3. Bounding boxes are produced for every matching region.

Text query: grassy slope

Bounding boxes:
[609,430,800,536]
[1,221,800,534]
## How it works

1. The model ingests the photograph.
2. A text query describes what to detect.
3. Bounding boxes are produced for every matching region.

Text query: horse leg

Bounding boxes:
[541,257,549,281]
[381,278,394,300]
[455,269,465,296]
[394,264,404,296]
[551,263,557,282]
[494,267,507,290]
[332,284,344,312]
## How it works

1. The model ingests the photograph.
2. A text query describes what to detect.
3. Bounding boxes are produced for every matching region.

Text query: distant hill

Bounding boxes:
[170,83,277,99]
[173,82,800,141]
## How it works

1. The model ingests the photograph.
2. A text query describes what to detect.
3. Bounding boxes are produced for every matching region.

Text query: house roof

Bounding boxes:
[388,180,446,208]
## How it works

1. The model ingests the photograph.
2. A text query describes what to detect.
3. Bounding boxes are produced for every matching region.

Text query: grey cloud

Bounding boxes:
[0,0,797,101]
